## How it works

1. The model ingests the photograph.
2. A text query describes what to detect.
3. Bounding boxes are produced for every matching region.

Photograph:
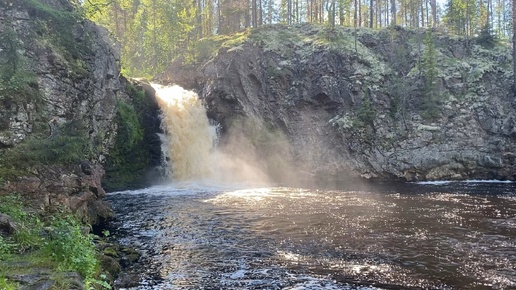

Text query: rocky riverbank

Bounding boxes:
[0,1,156,288]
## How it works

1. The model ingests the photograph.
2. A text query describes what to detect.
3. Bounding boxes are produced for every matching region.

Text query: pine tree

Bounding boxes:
[421,30,439,118]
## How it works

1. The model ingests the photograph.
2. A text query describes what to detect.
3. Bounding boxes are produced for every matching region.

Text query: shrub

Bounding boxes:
[0,195,43,253]
[0,194,110,289]
[1,134,92,174]
[43,215,98,278]
[0,276,18,290]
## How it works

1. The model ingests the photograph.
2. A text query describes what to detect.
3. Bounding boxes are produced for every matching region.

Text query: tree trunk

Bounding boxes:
[369,0,374,27]
[259,0,263,25]
[431,0,436,27]
[197,0,203,38]
[354,0,358,27]
[358,0,361,26]
[252,0,258,26]
[391,0,396,25]
[420,0,424,27]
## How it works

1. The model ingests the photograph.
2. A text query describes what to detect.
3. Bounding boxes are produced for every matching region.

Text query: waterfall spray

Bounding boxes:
[153,83,270,186]
[153,84,218,182]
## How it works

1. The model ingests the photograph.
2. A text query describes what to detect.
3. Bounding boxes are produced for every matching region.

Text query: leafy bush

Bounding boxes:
[0,276,18,290]
[0,195,43,253]
[43,215,98,278]
[0,236,13,259]
[0,194,110,289]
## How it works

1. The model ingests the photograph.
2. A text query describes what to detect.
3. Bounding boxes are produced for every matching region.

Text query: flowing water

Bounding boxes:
[107,86,516,289]
[107,182,516,290]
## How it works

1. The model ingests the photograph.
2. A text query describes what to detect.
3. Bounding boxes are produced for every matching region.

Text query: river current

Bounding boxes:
[107,181,516,290]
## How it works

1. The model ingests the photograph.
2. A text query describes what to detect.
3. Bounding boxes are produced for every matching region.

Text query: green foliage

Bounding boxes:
[0,195,26,220]
[85,0,195,76]
[0,26,40,103]
[0,276,18,290]
[475,24,496,49]
[22,0,87,61]
[0,121,93,180]
[420,30,440,119]
[103,84,153,191]
[355,95,376,127]
[0,195,43,253]
[101,229,110,237]
[0,194,110,289]
[116,100,144,151]
[387,78,414,121]
[444,0,479,36]
[0,235,14,259]
[42,215,98,279]
[189,31,250,64]
[4,135,91,167]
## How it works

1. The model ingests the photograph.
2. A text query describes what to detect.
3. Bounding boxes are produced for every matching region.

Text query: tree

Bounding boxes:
[421,30,439,118]
[391,0,397,25]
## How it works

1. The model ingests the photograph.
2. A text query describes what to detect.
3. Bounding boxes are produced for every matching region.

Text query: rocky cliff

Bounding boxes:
[162,24,516,182]
[0,0,137,224]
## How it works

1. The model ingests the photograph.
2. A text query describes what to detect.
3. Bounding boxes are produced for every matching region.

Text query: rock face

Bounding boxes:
[0,0,125,222]
[163,25,516,182]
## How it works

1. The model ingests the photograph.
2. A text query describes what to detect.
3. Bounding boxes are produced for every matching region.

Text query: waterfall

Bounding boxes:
[153,83,270,185]
[152,84,218,182]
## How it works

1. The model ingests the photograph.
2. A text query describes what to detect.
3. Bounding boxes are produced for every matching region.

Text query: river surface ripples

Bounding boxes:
[106,181,516,289]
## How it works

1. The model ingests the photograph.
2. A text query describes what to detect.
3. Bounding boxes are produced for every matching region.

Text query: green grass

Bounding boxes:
[0,194,110,289]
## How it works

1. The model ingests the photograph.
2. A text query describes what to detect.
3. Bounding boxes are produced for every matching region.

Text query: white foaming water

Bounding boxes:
[152,83,270,186]
[153,84,217,181]
[416,179,513,185]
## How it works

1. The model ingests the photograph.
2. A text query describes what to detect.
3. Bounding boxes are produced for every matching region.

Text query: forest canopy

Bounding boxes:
[82,0,513,77]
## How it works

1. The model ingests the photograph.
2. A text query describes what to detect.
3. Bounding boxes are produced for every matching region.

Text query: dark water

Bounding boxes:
[106,181,516,289]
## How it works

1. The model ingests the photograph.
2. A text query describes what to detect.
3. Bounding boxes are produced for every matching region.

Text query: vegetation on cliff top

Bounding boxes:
[83,0,514,79]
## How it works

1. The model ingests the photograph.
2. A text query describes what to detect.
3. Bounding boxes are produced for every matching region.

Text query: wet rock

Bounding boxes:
[6,269,84,290]
[99,254,121,282]
[163,25,516,182]
[0,213,17,236]
[25,280,54,290]
[119,246,141,267]
[102,245,120,258]
[115,273,141,289]
[59,272,84,290]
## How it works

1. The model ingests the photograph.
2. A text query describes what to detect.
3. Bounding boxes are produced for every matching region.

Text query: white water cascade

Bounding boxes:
[153,84,218,182]
[152,83,269,185]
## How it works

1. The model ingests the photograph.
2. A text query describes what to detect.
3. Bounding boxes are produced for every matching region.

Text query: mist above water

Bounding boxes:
[153,84,275,186]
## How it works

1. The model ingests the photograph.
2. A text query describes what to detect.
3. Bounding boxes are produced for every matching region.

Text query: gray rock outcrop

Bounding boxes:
[163,25,516,182]
[0,0,122,222]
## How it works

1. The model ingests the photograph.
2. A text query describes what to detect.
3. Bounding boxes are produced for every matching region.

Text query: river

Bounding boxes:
[107,181,516,289]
